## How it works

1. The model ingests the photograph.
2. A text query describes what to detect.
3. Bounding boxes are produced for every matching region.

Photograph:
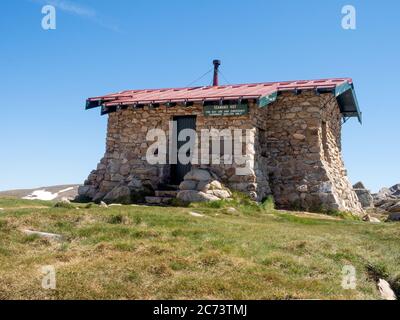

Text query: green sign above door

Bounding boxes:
[203,104,249,117]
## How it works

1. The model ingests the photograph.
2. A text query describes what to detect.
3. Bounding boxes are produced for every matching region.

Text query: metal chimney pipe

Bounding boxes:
[213,59,221,86]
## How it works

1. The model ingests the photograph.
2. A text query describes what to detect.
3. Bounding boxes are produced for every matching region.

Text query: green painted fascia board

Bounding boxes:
[350,87,362,124]
[335,82,352,97]
[335,82,362,124]
[258,82,362,124]
[259,91,278,108]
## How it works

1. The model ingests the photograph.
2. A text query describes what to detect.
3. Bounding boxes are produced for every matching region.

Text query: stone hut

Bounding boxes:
[78,68,363,213]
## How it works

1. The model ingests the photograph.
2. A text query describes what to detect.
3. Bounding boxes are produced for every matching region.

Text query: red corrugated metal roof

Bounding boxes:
[87,78,353,107]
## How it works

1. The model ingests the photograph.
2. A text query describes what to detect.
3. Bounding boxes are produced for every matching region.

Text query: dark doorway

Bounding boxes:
[171,116,197,185]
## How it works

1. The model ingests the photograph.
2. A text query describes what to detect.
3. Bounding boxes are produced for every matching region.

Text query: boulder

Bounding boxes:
[60,197,71,204]
[226,207,237,214]
[374,185,400,204]
[388,212,400,222]
[210,189,232,199]
[76,185,96,202]
[248,191,258,201]
[100,201,108,208]
[189,211,205,217]
[377,279,397,300]
[177,169,233,203]
[377,199,398,211]
[373,189,393,205]
[353,182,374,208]
[103,185,132,204]
[362,214,381,223]
[183,169,211,182]
[209,180,223,190]
[353,181,366,189]
[369,217,381,223]
[387,201,400,213]
[128,178,142,189]
[373,198,400,215]
[22,229,63,241]
[373,188,391,201]
[354,189,374,208]
[371,183,400,214]
[78,185,92,197]
[389,184,400,197]
[179,180,198,191]
[196,181,210,192]
[177,190,220,202]
[93,192,107,203]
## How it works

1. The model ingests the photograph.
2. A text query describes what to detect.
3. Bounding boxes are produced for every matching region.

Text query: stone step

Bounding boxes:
[145,196,174,205]
[155,190,179,197]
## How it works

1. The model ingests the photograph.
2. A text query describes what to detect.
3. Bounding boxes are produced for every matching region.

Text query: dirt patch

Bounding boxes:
[277,210,342,221]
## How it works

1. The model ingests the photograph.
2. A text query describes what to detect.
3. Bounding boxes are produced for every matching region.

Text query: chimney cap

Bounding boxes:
[213,59,221,65]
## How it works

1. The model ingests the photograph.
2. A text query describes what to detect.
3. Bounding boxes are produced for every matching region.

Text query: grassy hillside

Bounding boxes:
[0,196,399,300]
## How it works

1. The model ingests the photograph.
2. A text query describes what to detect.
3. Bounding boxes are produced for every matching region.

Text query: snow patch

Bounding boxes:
[58,187,74,193]
[23,190,58,201]
[22,186,77,201]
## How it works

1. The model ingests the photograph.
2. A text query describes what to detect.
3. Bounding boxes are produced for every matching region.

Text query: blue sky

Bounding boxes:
[1,0,399,192]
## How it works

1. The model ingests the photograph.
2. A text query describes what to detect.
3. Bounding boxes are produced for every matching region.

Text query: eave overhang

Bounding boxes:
[85,78,362,124]
[335,82,362,124]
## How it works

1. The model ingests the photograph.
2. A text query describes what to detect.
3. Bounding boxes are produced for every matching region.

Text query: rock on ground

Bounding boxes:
[103,185,132,204]
[375,199,400,217]
[209,189,232,199]
[374,187,393,201]
[22,229,63,241]
[389,184,400,197]
[179,180,198,191]
[183,169,211,182]
[60,197,71,203]
[100,201,108,208]
[387,202,400,213]
[226,207,237,213]
[353,182,374,208]
[177,190,220,202]
[353,181,366,189]
[362,214,381,223]
[177,169,233,203]
[378,279,397,300]
[369,217,381,223]
[370,183,400,218]
[189,211,205,217]
[388,212,400,221]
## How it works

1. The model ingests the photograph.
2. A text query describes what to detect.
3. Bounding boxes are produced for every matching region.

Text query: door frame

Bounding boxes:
[170,115,197,185]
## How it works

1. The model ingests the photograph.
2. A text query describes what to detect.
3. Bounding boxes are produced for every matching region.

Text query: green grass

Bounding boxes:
[0,196,399,300]
[0,197,53,208]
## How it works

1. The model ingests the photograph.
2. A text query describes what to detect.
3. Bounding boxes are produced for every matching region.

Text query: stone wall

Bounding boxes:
[254,91,362,213]
[78,92,362,214]
[78,103,263,203]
